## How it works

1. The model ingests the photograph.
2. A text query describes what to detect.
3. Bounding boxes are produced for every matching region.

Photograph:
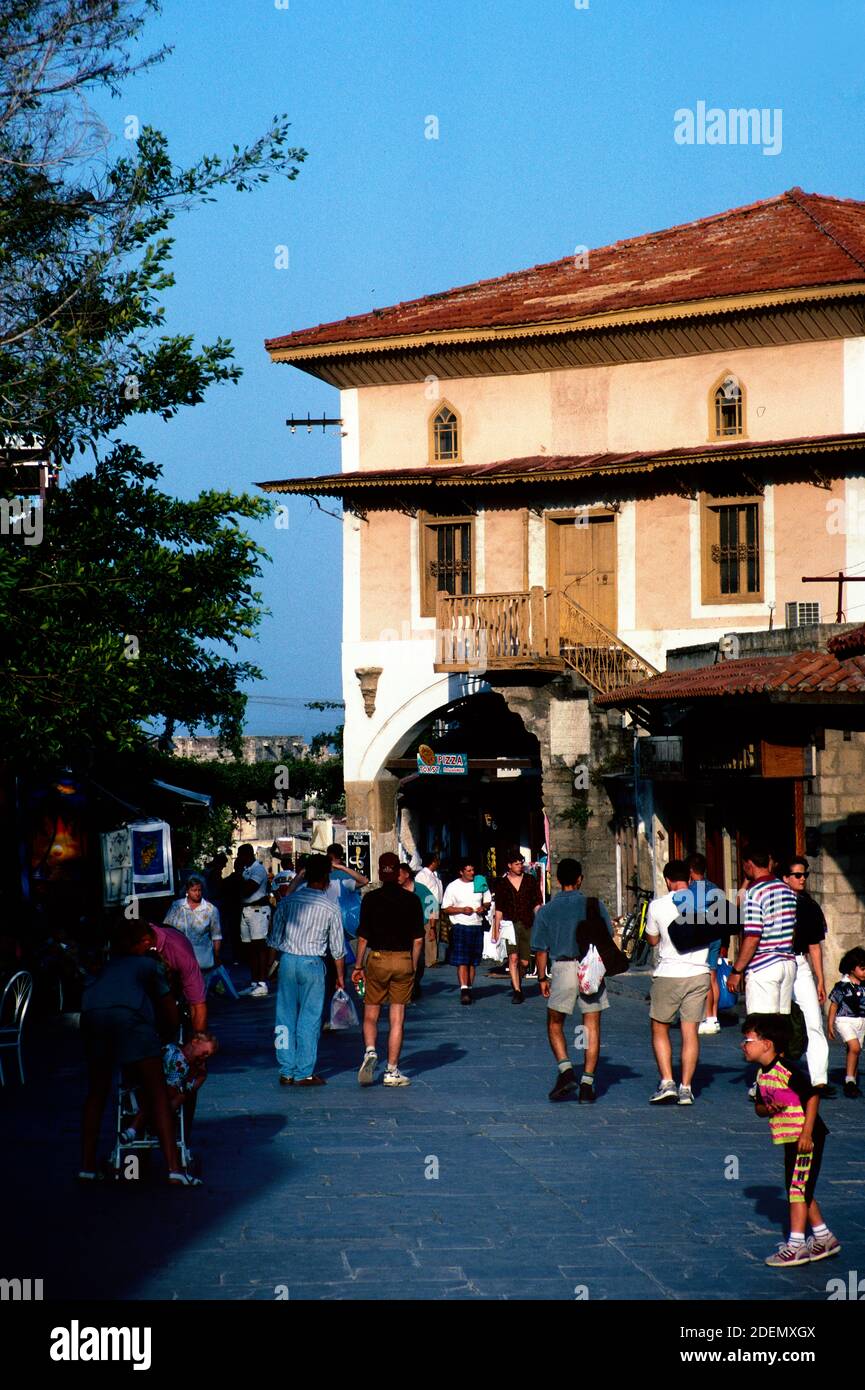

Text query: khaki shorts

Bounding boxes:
[548,960,610,1017]
[506,923,534,963]
[240,903,271,942]
[650,972,710,1025]
[364,950,414,1006]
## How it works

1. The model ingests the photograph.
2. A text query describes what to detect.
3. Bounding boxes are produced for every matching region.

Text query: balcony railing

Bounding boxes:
[434,588,562,672]
[434,587,658,693]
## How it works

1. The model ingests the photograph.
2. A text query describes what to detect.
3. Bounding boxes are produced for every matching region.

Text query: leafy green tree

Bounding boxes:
[0,1,307,766]
[2,445,270,766]
[0,0,305,460]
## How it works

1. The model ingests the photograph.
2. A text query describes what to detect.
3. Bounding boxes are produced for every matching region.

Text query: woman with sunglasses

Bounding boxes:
[782,857,831,1094]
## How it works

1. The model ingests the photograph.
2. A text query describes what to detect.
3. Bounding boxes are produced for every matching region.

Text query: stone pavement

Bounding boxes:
[3,965,863,1301]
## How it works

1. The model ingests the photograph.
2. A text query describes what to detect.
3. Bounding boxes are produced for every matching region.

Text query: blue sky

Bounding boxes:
[93,0,865,739]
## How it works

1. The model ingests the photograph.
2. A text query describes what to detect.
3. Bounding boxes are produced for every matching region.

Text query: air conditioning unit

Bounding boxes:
[785,601,821,628]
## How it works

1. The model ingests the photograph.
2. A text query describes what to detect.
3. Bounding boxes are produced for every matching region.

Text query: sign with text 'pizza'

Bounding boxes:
[417,745,468,776]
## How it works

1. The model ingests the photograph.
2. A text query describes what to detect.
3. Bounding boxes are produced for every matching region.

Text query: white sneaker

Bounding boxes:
[677,1084,694,1105]
[358,1049,377,1086]
[650,1080,679,1105]
[698,1018,720,1035]
[249,982,269,997]
[524,968,538,980]
[383,1068,411,1086]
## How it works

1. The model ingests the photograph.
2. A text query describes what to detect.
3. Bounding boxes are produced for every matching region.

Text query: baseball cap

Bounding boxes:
[378,852,400,880]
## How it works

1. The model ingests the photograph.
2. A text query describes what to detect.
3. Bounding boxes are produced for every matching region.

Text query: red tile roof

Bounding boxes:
[597,649,865,707]
[257,430,865,496]
[827,624,865,658]
[266,188,865,354]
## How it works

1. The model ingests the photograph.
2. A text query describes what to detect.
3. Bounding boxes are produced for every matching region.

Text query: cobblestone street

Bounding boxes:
[4,967,863,1302]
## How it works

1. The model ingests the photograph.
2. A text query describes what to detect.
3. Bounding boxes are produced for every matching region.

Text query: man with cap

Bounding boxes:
[352,852,424,1086]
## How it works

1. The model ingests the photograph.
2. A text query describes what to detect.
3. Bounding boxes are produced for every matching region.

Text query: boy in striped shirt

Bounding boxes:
[742,1012,841,1268]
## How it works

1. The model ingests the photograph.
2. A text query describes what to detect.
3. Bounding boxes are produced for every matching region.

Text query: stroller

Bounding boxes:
[109,1036,195,1181]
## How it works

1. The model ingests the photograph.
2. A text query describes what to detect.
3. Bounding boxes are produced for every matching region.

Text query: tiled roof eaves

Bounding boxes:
[597,652,865,706]
[256,431,865,496]
[265,280,865,359]
[827,623,865,657]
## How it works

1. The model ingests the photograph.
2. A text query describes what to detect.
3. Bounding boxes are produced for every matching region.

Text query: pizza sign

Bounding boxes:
[417,746,468,776]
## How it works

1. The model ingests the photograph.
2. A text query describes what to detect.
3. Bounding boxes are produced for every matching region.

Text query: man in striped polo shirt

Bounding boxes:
[268,855,346,1087]
[727,846,797,1014]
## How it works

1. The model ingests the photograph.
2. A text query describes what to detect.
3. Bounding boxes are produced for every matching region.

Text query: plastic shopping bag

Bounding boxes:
[715,961,737,1012]
[482,929,507,963]
[329,988,360,1030]
[577,943,606,995]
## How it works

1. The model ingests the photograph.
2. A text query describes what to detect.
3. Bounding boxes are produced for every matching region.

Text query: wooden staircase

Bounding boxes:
[557,591,658,693]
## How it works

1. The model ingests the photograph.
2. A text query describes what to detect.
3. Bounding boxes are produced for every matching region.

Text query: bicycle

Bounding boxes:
[618,886,654,968]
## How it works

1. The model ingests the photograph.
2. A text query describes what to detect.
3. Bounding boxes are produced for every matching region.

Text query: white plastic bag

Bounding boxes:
[329,988,360,1030]
[482,929,507,962]
[577,943,606,995]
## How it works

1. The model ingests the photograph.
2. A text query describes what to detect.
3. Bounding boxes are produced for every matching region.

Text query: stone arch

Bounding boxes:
[357,671,490,784]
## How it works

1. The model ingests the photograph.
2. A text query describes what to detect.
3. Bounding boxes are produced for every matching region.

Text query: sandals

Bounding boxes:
[168,1170,202,1188]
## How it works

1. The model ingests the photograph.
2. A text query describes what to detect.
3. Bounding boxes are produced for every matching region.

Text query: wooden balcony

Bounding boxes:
[434,587,659,694]
[434,588,563,673]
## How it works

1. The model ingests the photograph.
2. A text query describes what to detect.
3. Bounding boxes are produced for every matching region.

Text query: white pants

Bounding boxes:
[793,954,829,1087]
[744,958,796,1015]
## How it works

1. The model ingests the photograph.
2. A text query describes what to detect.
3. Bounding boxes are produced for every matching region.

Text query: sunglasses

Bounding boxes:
[741,1037,762,1046]
[788,871,809,879]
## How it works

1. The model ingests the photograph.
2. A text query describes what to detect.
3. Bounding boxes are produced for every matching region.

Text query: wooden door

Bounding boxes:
[547,514,617,630]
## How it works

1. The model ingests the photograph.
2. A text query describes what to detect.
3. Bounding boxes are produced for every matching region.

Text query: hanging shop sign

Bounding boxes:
[417,745,468,776]
[346,829,372,880]
[100,820,173,906]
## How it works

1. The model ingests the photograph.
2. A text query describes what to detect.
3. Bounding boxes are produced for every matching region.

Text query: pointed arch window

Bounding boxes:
[710,373,745,439]
[430,402,461,462]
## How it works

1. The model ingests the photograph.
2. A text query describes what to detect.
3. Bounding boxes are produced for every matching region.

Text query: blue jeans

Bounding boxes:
[276,954,325,1080]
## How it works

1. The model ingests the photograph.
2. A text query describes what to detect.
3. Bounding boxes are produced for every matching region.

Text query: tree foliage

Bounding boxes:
[1,445,271,765]
[0,1,308,767]
[0,0,306,460]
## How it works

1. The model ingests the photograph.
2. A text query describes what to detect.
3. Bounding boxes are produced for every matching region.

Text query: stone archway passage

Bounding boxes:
[386,691,543,880]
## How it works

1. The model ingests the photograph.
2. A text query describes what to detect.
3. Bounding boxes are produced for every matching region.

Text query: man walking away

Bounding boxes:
[353,853,424,1086]
[493,848,542,1004]
[235,844,272,997]
[645,860,711,1106]
[726,845,797,1015]
[534,859,619,1104]
[783,856,831,1093]
[268,854,345,1087]
[683,853,727,1036]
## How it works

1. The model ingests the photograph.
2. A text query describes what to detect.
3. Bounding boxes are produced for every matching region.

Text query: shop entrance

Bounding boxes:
[386,692,544,882]
[658,777,802,894]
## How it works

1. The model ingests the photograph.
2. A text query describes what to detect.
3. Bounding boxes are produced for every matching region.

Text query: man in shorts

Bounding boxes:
[235,843,272,997]
[645,860,711,1106]
[493,848,542,1004]
[353,852,424,1087]
[533,858,616,1104]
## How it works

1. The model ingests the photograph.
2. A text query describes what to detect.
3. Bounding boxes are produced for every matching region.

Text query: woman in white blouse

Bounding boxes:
[164,874,223,973]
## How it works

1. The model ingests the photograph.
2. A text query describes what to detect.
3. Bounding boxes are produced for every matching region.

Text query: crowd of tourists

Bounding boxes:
[75,836,864,1269]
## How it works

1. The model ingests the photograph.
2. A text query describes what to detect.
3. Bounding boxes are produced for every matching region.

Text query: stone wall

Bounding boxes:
[492,675,631,907]
[806,729,865,981]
